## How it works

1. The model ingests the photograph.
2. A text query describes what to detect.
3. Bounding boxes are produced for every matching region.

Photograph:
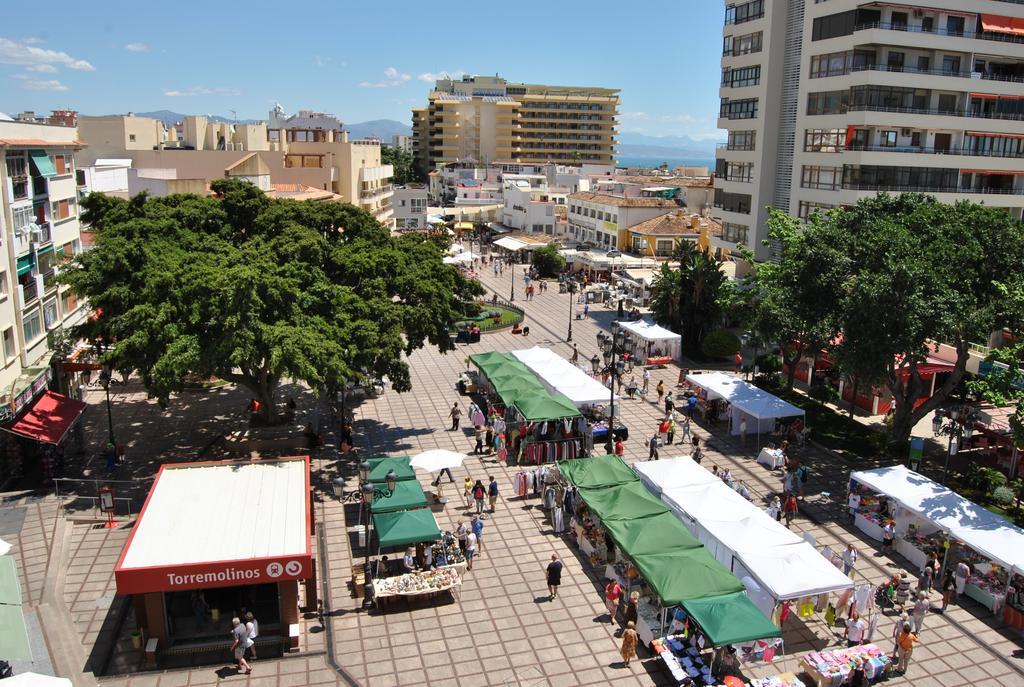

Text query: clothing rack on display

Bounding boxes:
[518,438,584,465]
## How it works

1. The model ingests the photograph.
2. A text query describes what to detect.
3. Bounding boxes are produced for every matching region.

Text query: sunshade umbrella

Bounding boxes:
[3,674,73,687]
[0,537,11,556]
[410,449,467,473]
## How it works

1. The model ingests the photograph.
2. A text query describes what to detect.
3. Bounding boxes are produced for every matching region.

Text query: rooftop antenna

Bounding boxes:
[230,109,237,123]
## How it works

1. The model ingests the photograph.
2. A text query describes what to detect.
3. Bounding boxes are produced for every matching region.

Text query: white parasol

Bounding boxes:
[3,674,74,687]
[442,251,477,265]
[410,450,467,473]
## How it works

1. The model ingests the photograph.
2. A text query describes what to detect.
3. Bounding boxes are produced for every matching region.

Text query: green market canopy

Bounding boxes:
[373,508,441,549]
[602,512,702,556]
[470,352,580,420]
[577,481,669,521]
[558,455,638,490]
[681,592,782,646]
[513,393,581,421]
[370,480,428,513]
[632,549,746,605]
[366,456,416,482]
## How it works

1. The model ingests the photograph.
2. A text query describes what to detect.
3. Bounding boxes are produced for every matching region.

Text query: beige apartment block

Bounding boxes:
[567,192,678,251]
[0,120,89,400]
[413,74,619,173]
[716,0,1024,261]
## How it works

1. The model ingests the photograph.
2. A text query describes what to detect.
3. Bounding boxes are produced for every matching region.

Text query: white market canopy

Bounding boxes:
[511,346,617,407]
[850,465,1024,574]
[643,458,852,604]
[686,372,804,436]
[3,674,73,687]
[493,237,528,251]
[410,449,467,473]
[442,251,477,265]
[617,318,681,342]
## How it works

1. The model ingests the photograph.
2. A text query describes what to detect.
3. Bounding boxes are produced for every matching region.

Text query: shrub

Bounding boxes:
[701,329,741,358]
[754,353,782,374]
[993,486,1015,506]
[808,383,839,405]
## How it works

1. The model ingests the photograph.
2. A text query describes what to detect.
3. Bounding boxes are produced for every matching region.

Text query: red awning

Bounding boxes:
[3,391,87,445]
[981,14,1024,36]
[897,363,955,378]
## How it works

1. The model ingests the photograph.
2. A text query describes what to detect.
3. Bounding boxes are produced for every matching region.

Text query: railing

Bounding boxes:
[41,269,58,292]
[713,204,752,214]
[719,110,759,120]
[34,222,52,244]
[31,176,47,196]
[13,231,31,255]
[717,142,756,151]
[21,279,38,304]
[855,21,1024,46]
[841,63,1024,84]
[846,103,1024,121]
[359,184,393,200]
[842,183,1024,195]
[840,144,1024,159]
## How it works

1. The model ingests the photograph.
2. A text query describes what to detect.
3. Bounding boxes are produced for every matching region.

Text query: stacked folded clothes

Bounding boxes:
[802,644,890,684]
[651,636,714,685]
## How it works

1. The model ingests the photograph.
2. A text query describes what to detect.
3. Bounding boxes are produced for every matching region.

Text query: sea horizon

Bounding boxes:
[615,156,715,171]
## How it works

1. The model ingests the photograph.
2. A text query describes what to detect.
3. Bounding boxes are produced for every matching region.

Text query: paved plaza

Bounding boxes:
[2,262,1023,687]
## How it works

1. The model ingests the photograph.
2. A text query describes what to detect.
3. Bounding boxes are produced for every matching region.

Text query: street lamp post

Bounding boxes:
[99,363,116,447]
[358,464,397,608]
[566,281,577,342]
[592,326,633,455]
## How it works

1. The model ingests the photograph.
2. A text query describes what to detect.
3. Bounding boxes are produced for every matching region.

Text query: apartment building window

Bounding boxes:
[61,290,78,318]
[6,155,28,200]
[879,130,898,147]
[727,130,756,151]
[12,206,33,233]
[0,272,7,301]
[720,98,758,120]
[809,50,875,78]
[655,240,675,257]
[842,165,959,191]
[714,189,752,214]
[22,308,43,345]
[2,326,15,361]
[50,153,71,175]
[804,128,846,152]
[723,31,762,57]
[849,86,927,112]
[50,198,75,222]
[722,65,761,88]
[969,95,1024,120]
[284,155,324,168]
[43,299,58,329]
[801,166,843,191]
[806,91,850,115]
[721,222,749,244]
[812,10,857,40]
[797,201,836,220]
[725,162,754,182]
[725,0,764,25]
[964,133,1024,157]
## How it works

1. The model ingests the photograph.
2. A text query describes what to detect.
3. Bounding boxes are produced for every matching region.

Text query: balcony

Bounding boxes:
[360,184,393,201]
[846,103,1024,122]
[717,142,756,151]
[835,64,1024,85]
[41,269,58,293]
[841,183,1024,195]
[855,21,1024,46]
[19,278,39,307]
[13,231,31,256]
[842,144,1024,159]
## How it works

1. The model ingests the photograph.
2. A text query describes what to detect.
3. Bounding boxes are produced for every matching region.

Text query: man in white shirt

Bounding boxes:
[845,613,866,648]
[911,591,930,633]
[842,544,859,576]
[465,531,478,571]
[881,521,895,555]
[642,369,651,394]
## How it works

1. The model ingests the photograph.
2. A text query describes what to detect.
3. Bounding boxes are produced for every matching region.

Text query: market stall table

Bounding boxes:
[799,644,891,687]
[372,565,463,607]
[756,447,785,469]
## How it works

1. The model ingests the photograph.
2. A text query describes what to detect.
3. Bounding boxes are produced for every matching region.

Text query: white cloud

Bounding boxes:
[360,66,411,88]
[0,37,94,71]
[417,70,466,83]
[26,64,57,73]
[124,42,150,52]
[163,86,241,97]
[12,74,68,91]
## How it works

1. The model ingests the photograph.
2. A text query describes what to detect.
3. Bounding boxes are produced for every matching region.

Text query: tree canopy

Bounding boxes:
[64,178,482,419]
[753,194,1024,443]
[381,145,422,185]
[650,241,731,357]
[531,243,566,277]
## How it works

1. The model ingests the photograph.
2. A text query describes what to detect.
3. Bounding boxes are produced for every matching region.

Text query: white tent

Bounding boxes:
[632,457,719,496]
[511,346,616,407]
[731,542,855,601]
[442,251,477,265]
[410,449,467,473]
[851,465,1024,574]
[686,372,804,436]
[616,318,682,361]
[0,537,10,556]
[493,236,528,252]
[3,675,73,687]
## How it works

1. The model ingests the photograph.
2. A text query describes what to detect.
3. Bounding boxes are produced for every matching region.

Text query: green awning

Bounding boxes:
[0,605,32,661]
[0,556,22,605]
[29,150,57,178]
[577,481,669,521]
[16,254,33,276]
[366,456,416,482]
[682,592,781,646]
[602,512,703,556]
[513,393,581,421]
[373,508,441,549]
[631,549,746,606]
[370,479,428,513]
[558,454,638,489]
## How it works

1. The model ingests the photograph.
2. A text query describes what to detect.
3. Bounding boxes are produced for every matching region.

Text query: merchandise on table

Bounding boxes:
[799,644,891,686]
[651,635,714,686]
[431,536,465,567]
[748,675,803,687]
[373,566,462,598]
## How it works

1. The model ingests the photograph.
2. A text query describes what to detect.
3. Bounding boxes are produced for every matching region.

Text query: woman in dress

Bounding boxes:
[624,591,640,626]
[620,621,638,667]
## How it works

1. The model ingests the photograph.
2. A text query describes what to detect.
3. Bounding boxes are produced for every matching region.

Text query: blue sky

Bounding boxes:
[0,1,725,140]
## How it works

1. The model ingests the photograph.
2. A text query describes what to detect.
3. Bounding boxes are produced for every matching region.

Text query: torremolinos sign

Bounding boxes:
[115,555,312,595]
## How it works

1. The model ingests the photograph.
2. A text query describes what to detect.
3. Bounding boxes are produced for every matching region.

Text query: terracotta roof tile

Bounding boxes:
[567,192,677,208]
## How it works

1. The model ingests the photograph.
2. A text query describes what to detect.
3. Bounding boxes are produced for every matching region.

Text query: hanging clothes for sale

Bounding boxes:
[542,485,557,510]
[552,507,565,533]
[851,583,872,617]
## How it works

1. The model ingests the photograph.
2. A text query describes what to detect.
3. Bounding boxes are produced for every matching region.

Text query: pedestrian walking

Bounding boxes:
[783,493,798,527]
[845,613,866,647]
[895,572,911,609]
[940,573,955,612]
[464,477,474,509]
[485,425,494,454]
[664,391,674,415]
[649,433,660,460]
[954,560,970,599]
[471,515,484,554]
[911,591,929,633]
[666,417,676,445]
[472,480,486,514]
[895,624,919,674]
[656,380,665,403]
[465,530,478,570]
[739,416,747,446]
[582,303,589,319]
[918,563,934,593]
[686,393,698,418]
[449,402,462,431]
[604,578,623,623]
[474,425,484,454]
[765,495,782,522]
[620,621,639,667]
[890,612,908,656]
[691,436,703,464]
[434,466,455,485]
[842,544,858,576]
[231,617,253,674]
[488,476,499,512]
[244,611,259,660]
[642,368,651,394]
[849,658,869,687]
[614,437,625,457]
[546,554,563,600]
[571,344,579,364]
[682,416,691,439]
[494,263,499,277]
[456,521,468,552]
[881,520,895,555]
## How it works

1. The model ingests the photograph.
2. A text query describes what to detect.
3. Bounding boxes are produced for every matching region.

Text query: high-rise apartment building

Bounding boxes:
[412,75,619,173]
[716,0,1024,261]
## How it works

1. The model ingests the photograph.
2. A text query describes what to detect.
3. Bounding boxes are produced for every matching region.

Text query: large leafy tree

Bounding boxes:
[650,241,730,357]
[749,210,846,390]
[64,179,481,420]
[760,194,1024,443]
[531,243,565,278]
[381,145,422,185]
